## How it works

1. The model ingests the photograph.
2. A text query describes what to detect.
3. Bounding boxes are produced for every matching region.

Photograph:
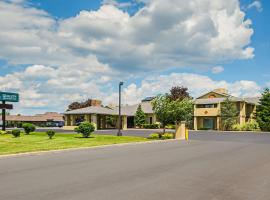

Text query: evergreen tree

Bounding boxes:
[256,88,270,131]
[221,98,239,131]
[134,104,146,128]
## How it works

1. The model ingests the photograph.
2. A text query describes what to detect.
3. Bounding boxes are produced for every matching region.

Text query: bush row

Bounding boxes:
[165,124,176,129]
[148,133,174,140]
[232,121,260,131]
[142,123,160,129]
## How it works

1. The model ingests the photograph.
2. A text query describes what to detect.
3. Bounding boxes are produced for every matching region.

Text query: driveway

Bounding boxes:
[9,127,270,144]
[1,133,270,200]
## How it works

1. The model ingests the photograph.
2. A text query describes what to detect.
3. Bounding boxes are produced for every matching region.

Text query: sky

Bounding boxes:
[0,0,269,114]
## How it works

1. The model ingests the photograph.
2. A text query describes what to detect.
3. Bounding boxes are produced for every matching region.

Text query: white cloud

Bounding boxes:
[0,0,260,114]
[0,67,262,114]
[246,1,263,12]
[0,0,254,72]
[104,73,262,105]
[211,66,224,74]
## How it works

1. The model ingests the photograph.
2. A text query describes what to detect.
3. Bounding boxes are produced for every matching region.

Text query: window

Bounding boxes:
[197,104,217,108]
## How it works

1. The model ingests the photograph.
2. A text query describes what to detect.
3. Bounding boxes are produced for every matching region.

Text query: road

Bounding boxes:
[1,132,270,200]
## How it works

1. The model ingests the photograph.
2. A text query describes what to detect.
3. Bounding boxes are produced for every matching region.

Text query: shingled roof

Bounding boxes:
[64,101,154,116]
[0,112,64,122]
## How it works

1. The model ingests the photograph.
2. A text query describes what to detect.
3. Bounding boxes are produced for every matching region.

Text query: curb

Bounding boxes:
[0,138,185,159]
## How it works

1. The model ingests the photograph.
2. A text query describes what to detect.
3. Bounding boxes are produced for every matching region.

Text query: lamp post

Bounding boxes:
[117,82,124,136]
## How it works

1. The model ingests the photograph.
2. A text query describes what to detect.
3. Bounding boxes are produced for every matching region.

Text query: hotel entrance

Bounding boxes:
[127,116,135,128]
[203,118,216,130]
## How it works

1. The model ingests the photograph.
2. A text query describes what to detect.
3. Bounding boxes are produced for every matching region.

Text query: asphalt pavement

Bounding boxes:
[1,131,270,200]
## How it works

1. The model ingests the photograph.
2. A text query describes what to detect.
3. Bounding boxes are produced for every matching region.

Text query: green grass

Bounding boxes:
[0,132,149,155]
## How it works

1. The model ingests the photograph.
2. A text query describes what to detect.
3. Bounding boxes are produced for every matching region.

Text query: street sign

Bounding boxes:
[0,92,19,102]
[0,104,13,109]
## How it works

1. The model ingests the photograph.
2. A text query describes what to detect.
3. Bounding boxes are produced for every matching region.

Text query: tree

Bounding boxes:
[152,95,174,136]
[75,122,95,138]
[22,123,36,135]
[171,98,193,125]
[67,99,100,111]
[169,86,191,101]
[221,98,239,131]
[256,88,270,131]
[134,104,146,128]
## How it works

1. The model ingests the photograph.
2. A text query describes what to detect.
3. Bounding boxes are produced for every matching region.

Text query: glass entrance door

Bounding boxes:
[203,118,215,130]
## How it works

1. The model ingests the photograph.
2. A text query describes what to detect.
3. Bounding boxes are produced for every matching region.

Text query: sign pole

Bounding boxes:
[0,92,19,131]
[2,101,6,131]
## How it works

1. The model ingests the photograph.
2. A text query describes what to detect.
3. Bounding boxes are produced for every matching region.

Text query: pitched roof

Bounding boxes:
[121,101,153,116]
[196,90,230,99]
[64,106,117,115]
[0,112,64,122]
[64,101,154,116]
[194,97,260,105]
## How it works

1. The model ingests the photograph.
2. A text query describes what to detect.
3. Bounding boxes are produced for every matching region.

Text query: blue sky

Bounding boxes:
[0,0,269,114]
[27,0,269,83]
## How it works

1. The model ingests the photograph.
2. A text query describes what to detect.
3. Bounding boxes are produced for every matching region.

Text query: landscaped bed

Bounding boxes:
[0,132,149,155]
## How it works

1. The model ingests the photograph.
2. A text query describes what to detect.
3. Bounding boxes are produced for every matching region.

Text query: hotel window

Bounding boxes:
[197,104,217,108]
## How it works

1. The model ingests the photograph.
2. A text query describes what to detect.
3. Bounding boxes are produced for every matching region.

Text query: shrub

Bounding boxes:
[22,123,36,135]
[6,130,12,134]
[12,129,21,138]
[46,130,56,139]
[232,121,260,131]
[232,124,242,131]
[0,130,6,135]
[75,122,95,138]
[198,127,211,130]
[148,133,160,139]
[161,133,174,140]
[142,123,160,129]
[166,124,176,129]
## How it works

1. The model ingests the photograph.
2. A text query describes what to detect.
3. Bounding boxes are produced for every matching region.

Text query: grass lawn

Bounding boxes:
[0,132,149,155]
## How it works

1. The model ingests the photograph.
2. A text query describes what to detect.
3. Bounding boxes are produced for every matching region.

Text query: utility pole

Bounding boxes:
[117,82,124,136]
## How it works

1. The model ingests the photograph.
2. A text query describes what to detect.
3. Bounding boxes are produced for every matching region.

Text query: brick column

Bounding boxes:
[122,116,127,130]
[85,114,90,123]
[175,121,186,140]
[194,117,198,130]
[91,114,98,130]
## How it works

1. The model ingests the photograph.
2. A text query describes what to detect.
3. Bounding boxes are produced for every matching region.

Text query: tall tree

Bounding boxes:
[169,86,191,101]
[256,88,270,131]
[152,95,174,135]
[171,98,193,126]
[134,104,146,128]
[221,98,239,131]
[67,99,97,111]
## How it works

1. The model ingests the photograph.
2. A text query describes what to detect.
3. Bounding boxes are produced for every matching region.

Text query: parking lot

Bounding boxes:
[1,129,270,200]
[32,128,270,144]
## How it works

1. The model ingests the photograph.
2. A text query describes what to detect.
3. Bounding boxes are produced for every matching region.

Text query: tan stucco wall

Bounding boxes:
[194,108,219,117]
[145,114,156,124]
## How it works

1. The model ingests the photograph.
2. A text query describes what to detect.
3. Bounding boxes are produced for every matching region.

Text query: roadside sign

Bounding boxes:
[0,92,19,131]
[0,104,13,109]
[0,92,19,102]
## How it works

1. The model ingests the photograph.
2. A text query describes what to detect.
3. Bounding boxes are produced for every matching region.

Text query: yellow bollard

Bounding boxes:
[185,128,189,141]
